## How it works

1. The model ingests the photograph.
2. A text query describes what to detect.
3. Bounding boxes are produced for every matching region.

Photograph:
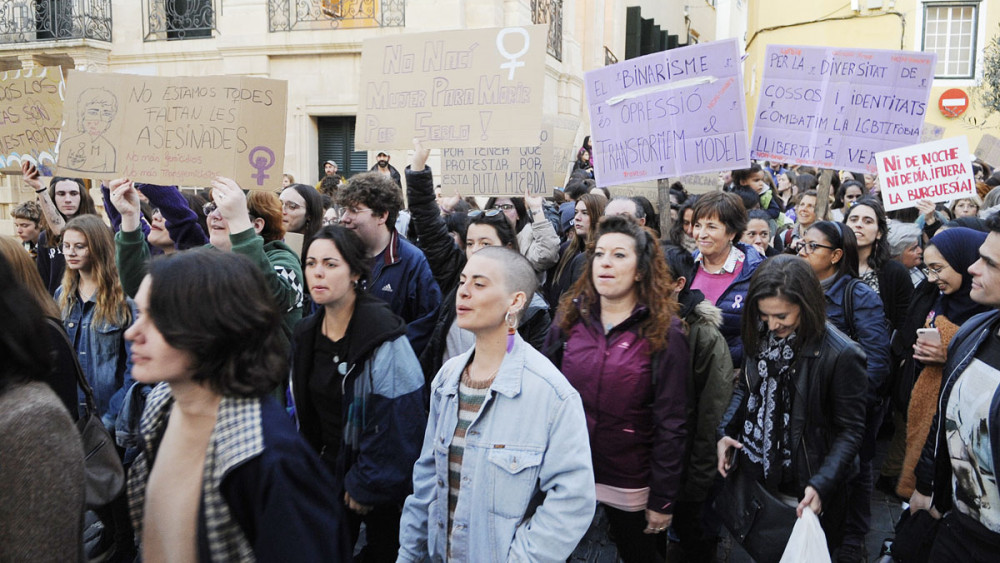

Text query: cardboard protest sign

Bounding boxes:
[56,70,287,189]
[751,45,935,174]
[0,66,64,173]
[356,25,547,150]
[672,172,722,194]
[876,137,975,211]
[585,39,749,188]
[975,134,1000,169]
[440,126,553,196]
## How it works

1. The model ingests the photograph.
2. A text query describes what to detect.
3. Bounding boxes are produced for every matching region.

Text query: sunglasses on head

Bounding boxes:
[468,209,503,218]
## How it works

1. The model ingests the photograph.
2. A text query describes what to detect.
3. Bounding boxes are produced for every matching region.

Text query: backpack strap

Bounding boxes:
[842,278,861,342]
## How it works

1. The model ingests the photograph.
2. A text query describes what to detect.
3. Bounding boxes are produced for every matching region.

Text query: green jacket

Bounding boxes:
[115,227,303,352]
[679,295,735,502]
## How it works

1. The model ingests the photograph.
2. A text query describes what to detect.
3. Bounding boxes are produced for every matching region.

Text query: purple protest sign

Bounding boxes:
[751,45,936,174]
[585,39,749,188]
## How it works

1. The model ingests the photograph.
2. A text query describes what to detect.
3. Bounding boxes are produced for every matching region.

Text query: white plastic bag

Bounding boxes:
[778,507,831,563]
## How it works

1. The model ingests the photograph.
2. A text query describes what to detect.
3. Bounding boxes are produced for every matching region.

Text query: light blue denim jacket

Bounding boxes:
[397,335,596,563]
[56,286,136,430]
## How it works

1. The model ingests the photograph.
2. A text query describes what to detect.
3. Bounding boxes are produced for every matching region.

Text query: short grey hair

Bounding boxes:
[886,222,922,258]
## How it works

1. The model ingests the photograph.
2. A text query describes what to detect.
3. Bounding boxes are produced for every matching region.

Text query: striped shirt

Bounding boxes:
[448,366,493,543]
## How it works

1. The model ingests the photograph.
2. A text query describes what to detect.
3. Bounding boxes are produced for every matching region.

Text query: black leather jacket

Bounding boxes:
[718,322,867,502]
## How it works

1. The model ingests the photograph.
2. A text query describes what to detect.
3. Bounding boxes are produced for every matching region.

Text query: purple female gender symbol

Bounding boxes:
[249,146,276,186]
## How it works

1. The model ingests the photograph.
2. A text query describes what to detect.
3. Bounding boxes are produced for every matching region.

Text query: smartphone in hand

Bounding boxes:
[916,328,941,346]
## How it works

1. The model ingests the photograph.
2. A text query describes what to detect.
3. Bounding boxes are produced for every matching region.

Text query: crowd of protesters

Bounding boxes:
[5,141,1000,563]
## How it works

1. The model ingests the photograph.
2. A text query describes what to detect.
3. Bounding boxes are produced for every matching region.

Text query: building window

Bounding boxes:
[0,0,112,44]
[268,0,405,32]
[922,2,979,79]
[317,116,367,180]
[144,0,215,41]
[531,0,562,61]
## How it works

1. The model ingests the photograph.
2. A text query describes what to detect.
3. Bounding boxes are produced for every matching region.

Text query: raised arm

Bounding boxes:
[23,161,64,236]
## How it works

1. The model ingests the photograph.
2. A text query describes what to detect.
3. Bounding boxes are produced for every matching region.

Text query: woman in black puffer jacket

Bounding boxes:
[405,142,550,383]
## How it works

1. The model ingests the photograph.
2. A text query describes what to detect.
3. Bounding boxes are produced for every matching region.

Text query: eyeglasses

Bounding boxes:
[921,264,950,279]
[203,202,217,215]
[794,240,836,255]
[468,209,503,219]
[491,203,515,211]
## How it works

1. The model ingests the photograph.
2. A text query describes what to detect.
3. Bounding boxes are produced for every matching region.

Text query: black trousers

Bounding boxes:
[346,503,401,563]
[928,511,1000,563]
[603,505,666,563]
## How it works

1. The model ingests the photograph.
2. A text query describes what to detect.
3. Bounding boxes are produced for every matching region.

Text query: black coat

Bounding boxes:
[718,323,867,504]
[876,259,914,332]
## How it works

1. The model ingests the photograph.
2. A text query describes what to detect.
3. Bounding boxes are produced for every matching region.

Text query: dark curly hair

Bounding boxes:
[146,248,286,397]
[559,215,678,352]
[336,172,404,228]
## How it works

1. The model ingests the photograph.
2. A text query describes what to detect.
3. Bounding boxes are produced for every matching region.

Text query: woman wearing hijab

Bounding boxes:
[895,227,991,497]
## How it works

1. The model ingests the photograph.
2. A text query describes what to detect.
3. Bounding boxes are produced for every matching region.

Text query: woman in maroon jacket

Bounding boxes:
[547,215,690,563]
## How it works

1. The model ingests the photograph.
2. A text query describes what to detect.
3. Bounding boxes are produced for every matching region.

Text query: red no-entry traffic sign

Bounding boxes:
[939,88,969,118]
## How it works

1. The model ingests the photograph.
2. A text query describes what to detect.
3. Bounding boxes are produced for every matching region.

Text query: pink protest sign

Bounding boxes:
[876,137,975,212]
[585,39,749,188]
[751,45,935,174]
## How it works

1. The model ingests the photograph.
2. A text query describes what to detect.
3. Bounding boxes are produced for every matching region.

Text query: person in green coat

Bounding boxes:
[662,243,735,562]
[109,178,304,354]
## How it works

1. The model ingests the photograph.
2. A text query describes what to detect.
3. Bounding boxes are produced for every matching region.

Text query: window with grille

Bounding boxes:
[922,2,979,79]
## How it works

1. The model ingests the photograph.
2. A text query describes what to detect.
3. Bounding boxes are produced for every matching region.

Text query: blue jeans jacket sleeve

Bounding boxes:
[508,392,596,562]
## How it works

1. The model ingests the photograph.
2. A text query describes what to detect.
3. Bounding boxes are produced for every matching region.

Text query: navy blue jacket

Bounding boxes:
[915,310,1000,513]
[366,229,442,358]
[210,397,353,561]
[824,274,890,402]
[692,242,765,368]
[290,293,427,506]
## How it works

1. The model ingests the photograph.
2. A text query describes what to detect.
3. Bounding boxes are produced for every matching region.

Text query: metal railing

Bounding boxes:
[531,0,562,61]
[268,0,405,32]
[604,46,618,66]
[0,0,112,44]
[144,0,216,42]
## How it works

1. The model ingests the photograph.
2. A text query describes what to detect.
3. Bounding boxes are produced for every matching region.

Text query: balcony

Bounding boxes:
[531,0,562,61]
[144,0,216,41]
[268,0,405,32]
[0,0,112,44]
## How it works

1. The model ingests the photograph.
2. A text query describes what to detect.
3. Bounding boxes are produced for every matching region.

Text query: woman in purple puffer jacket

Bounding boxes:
[546,215,690,563]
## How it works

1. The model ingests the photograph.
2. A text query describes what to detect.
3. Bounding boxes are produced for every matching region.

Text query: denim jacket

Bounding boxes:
[55,286,136,429]
[397,335,596,563]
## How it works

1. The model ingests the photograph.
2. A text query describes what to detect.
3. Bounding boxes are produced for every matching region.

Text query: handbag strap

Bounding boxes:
[46,317,99,417]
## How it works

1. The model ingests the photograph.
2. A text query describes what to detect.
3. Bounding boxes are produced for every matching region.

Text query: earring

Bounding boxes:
[505,310,518,353]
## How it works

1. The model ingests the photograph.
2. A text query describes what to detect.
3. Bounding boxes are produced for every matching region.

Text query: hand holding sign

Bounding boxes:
[109,178,142,233]
[211,176,254,236]
[21,160,44,192]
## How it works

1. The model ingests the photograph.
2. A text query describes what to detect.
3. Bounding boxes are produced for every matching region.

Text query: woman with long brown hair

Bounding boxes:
[546,192,606,306]
[547,215,690,562]
[54,214,135,427]
[0,236,78,417]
